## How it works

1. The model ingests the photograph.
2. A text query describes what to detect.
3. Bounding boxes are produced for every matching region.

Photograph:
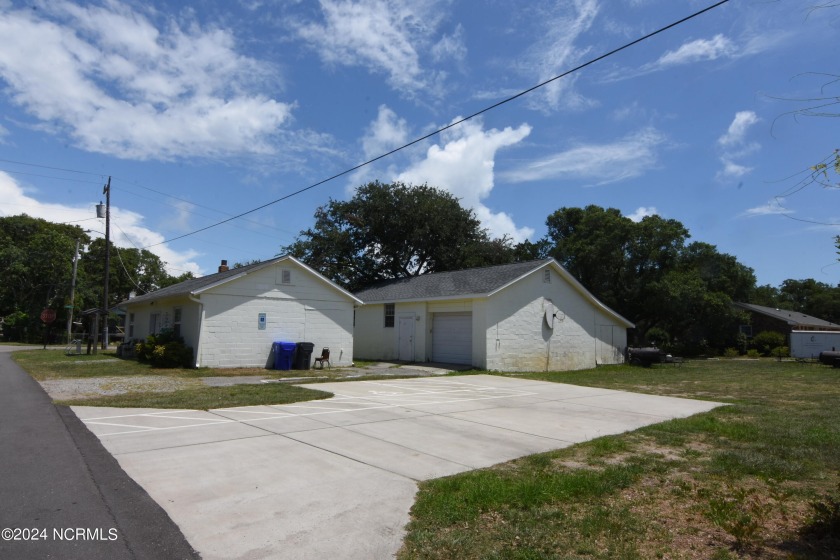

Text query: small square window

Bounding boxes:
[384,303,395,328]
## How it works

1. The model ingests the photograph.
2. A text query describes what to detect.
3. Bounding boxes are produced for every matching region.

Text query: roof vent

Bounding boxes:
[218,259,229,273]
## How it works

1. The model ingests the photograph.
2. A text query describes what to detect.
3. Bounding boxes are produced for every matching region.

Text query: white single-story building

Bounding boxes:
[353,258,634,372]
[120,256,361,368]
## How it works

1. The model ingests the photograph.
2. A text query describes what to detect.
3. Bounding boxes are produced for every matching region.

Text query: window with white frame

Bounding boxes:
[149,313,160,335]
[543,269,551,283]
[128,313,135,338]
[384,303,395,328]
[173,307,182,338]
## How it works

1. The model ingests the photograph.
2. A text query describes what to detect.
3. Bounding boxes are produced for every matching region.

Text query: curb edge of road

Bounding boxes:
[56,406,202,560]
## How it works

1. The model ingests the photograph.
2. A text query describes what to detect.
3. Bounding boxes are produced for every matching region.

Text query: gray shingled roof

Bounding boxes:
[354,259,555,302]
[734,302,840,329]
[120,258,282,306]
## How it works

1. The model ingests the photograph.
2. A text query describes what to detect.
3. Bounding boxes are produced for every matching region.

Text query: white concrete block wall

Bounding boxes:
[126,260,356,369]
[198,298,354,369]
[353,304,390,360]
[352,266,628,372]
[484,266,627,372]
[199,295,302,368]
[192,260,356,368]
[471,300,487,368]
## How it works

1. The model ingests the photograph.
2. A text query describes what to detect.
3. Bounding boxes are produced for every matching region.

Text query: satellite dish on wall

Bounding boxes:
[544,299,565,329]
[544,299,555,329]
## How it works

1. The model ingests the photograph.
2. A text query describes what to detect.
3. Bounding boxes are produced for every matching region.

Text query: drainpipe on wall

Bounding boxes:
[188,294,204,368]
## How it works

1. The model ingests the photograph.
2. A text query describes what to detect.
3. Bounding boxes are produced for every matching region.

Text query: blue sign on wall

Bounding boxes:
[258,313,266,330]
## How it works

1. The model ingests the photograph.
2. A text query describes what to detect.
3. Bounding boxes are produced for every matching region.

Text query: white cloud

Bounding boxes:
[741,199,792,218]
[293,0,456,97]
[717,160,753,180]
[626,207,657,222]
[602,31,783,83]
[431,24,466,63]
[518,0,600,112]
[718,111,759,146]
[0,172,202,275]
[502,127,665,185]
[362,105,410,160]
[394,118,534,241]
[716,111,760,180]
[657,34,736,67]
[0,1,293,160]
[348,105,410,189]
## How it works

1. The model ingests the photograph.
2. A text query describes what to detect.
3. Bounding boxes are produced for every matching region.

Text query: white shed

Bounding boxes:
[120,256,361,368]
[353,258,634,372]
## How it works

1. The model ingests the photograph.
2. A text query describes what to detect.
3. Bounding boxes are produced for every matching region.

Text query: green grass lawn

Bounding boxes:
[399,360,840,559]
[57,383,333,410]
[12,348,335,409]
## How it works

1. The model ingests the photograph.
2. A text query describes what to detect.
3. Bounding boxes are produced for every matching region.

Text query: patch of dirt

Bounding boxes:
[39,376,202,401]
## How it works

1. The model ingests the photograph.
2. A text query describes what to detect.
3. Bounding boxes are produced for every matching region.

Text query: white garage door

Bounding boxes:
[432,312,472,364]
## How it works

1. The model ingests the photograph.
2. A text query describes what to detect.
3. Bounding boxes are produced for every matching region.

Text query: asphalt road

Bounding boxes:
[0,346,199,560]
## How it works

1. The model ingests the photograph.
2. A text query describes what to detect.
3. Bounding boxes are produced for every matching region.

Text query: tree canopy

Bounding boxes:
[283,181,519,291]
[0,214,191,342]
[542,206,757,353]
[0,215,90,325]
[753,278,840,324]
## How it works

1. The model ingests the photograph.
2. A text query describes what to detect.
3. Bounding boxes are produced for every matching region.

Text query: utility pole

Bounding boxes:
[65,238,80,343]
[103,177,111,348]
[92,177,111,354]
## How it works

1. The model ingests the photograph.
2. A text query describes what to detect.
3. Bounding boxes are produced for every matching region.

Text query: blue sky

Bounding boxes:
[0,0,837,287]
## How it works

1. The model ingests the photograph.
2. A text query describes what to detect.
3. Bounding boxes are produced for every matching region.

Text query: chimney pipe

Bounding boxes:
[218,259,229,273]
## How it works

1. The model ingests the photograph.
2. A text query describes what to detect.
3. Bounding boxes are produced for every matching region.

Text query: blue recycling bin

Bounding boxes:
[273,341,297,370]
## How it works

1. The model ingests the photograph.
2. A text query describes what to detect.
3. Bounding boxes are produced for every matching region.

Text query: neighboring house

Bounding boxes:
[733,302,840,336]
[120,256,361,368]
[353,258,634,372]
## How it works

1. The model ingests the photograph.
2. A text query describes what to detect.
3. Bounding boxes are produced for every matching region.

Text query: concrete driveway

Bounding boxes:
[74,375,723,560]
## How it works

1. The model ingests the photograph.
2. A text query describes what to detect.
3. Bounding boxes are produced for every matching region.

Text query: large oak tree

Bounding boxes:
[284,181,517,291]
[542,205,756,353]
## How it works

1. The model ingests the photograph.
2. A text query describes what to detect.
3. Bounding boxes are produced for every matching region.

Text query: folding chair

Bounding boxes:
[313,347,331,369]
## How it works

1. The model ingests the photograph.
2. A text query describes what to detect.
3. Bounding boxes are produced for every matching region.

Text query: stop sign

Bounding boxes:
[40,308,57,324]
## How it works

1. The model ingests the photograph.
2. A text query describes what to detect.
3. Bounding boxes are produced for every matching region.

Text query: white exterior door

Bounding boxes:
[597,325,618,364]
[398,316,415,361]
[432,312,472,364]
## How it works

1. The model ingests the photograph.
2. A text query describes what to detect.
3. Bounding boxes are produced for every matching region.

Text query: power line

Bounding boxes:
[0,167,104,185]
[112,183,298,239]
[0,158,107,177]
[143,0,730,250]
[1,159,298,238]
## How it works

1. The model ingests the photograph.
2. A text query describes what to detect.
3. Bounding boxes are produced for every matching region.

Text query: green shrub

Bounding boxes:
[746,349,761,359]
[645,327,670,350]
[723,348,740,358]
[1,311,27,341]
[752,331,786,356]
[135,329,193,368]
[771,346,790,358]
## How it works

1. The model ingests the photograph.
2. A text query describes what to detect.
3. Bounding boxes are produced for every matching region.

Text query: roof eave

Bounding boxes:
[359,293,487,304]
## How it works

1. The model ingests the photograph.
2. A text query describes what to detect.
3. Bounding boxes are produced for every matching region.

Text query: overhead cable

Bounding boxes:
[142,0,730,250]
